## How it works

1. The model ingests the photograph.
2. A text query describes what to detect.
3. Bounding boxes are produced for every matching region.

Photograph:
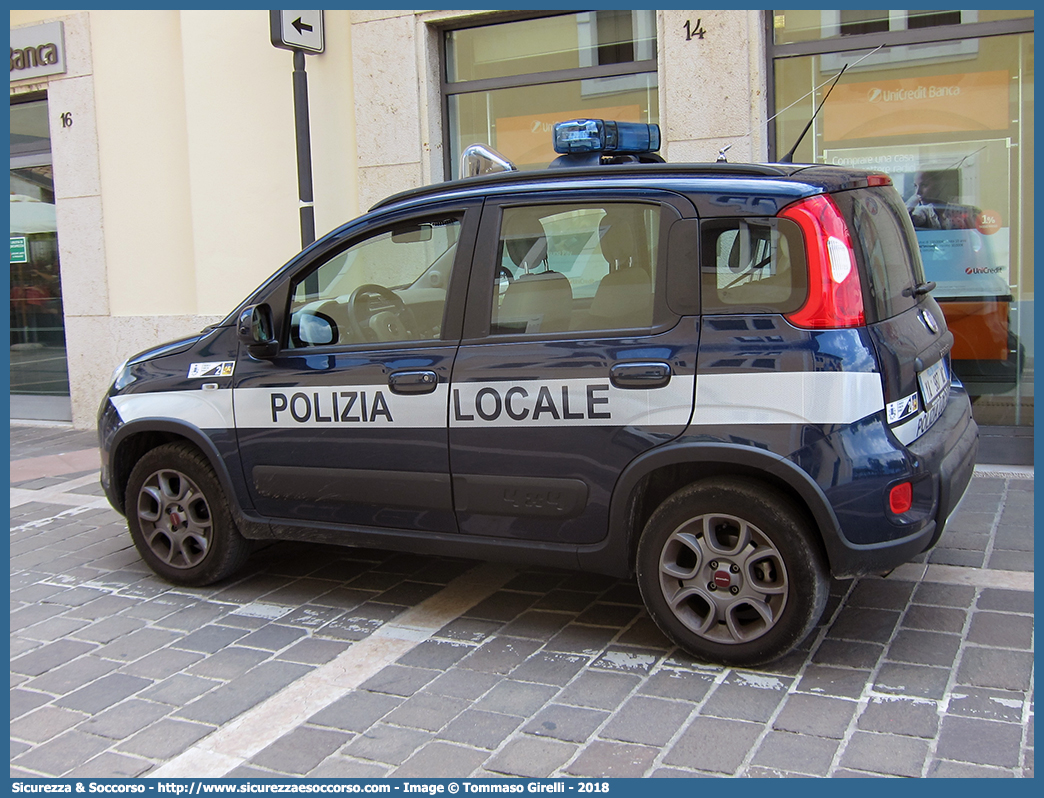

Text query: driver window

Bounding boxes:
[287,217,461,348]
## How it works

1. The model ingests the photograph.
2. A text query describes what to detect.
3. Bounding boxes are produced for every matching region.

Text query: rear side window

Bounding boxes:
[834,187,926,321]
[701,218,807,314]
[490,202,660,335]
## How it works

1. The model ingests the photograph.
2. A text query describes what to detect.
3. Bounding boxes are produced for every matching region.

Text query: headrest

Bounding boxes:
[499,270,573,332]
[503,211,549,269]
[590,266,651,320]
[600,211,637,270]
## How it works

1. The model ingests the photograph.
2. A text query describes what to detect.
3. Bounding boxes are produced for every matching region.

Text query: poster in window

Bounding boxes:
[822,138,1011,300]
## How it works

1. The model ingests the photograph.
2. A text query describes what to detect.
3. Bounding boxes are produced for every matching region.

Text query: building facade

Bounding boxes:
[9,9,1034,434]
[10,10,358,426]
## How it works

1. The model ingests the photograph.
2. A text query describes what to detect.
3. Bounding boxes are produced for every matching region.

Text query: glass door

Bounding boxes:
[10,98,71,420]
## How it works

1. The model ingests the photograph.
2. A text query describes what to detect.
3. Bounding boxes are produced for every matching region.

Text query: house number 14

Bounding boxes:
[684,19,707,40]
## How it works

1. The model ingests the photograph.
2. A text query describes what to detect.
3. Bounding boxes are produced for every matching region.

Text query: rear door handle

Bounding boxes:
[388,370,438,395]
[610,362,672,390]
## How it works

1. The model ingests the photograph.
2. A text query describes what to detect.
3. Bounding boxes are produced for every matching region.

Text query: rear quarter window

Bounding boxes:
[833,187,926,321]
[701,218,807,314]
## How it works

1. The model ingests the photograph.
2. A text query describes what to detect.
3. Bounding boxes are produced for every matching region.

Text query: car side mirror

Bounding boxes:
[237,304,278,358]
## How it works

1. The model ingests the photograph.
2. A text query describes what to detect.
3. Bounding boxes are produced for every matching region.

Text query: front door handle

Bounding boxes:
[610,362,672,390]
[388,370,438,395]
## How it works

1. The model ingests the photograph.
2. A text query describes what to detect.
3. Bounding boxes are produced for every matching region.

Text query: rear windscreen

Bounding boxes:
[833,186,927,321]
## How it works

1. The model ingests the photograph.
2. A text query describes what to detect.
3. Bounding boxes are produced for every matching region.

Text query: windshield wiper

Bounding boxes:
[903,281,936,297]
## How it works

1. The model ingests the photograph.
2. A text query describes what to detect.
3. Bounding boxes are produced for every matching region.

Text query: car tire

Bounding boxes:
[125,442,249,586]
[636,477,828,667]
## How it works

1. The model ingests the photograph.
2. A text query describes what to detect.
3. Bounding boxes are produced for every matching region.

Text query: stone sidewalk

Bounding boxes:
[9,423,1034,778]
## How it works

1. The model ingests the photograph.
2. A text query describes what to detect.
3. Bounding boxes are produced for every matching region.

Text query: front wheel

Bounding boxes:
[125,442,249,586]
[636,478,828,667]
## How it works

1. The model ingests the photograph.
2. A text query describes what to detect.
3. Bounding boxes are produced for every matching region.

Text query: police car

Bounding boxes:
[98,120,978,666]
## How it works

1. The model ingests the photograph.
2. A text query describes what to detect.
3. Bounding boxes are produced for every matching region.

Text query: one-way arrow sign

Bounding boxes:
[270,10,324,54]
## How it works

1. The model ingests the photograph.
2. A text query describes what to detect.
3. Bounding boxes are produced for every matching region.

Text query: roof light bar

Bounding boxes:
[553,119,661,155]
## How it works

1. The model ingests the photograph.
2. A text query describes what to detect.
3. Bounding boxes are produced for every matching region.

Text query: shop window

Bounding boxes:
[443,12,658,178]
[772,9,1033,45]
[907,11,963,30]
[595,9,640,65]
[837,10,964,38]
[769,13,1034,427]
[839,10,890,38]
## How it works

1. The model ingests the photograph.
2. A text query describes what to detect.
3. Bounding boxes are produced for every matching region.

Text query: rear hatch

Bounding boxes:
[831,185,953,444]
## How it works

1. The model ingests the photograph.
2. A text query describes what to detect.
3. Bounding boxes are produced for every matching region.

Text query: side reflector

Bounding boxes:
[889,482,913,515]
[780,193,866,329]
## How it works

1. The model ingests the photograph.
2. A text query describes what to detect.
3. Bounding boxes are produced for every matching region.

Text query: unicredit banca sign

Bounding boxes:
[11,21,66,83]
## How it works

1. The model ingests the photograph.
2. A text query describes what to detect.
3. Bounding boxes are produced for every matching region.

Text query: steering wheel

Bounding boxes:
[347,284,418,343]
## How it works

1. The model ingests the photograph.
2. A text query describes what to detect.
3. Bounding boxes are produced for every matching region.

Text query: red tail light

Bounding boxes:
[889,482,913,514]
[780,194,866,329]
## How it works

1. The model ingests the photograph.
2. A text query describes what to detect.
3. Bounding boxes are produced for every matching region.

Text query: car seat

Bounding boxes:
[496,210,573,333]
[588,210,653,329]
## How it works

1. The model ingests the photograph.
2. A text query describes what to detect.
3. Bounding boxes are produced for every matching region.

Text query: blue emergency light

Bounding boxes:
[552,119,661,155]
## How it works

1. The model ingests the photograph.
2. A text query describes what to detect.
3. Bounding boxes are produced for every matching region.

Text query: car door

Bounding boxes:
[449,190,700,545]
[232,200,479,532]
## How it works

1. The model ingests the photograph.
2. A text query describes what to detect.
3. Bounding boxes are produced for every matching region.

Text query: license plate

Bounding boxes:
[918,358,949,408]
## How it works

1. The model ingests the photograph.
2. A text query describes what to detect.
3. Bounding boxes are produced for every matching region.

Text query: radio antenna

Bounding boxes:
[778,64,846,164]
[762,43,885,163]
[765,45,884,127]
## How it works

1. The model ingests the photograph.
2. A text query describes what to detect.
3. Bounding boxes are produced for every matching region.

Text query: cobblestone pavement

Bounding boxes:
[9,423,1034,779]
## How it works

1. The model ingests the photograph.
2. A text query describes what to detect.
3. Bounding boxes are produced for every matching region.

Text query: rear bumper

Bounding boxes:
[909,382,979,552]
[824,383,978,577]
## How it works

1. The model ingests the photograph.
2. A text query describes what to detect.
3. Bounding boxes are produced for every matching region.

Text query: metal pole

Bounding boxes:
[293,49,316,248]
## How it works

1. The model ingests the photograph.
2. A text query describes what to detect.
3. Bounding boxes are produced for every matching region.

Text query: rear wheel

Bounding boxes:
[125,442,249,586]
[636,478,828,666]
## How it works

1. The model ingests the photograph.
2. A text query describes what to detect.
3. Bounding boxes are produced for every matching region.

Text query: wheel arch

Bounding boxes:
[579,442,843,578]
[109,419,243,517]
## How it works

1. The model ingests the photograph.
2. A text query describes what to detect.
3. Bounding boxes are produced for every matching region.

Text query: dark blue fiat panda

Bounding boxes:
[98,120,978,666]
